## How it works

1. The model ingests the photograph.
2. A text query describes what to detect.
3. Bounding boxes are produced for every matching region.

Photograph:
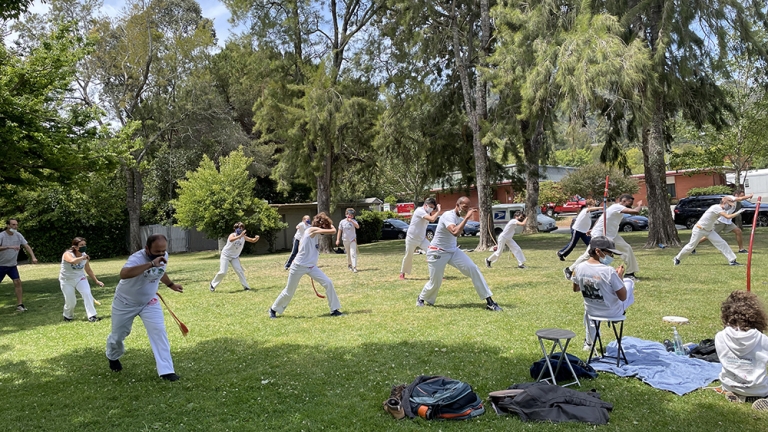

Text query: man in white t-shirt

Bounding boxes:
[105,234,184,381]
[0,219,38,312]
[285,215,311,270]
[416,197,501,311]
[695,192,752,254]
[564,194,643,281]
[557,200,603,261]
[400,198,441,279]
[336,208,360,272]
[674,196,744,266]
[485,210,527,268]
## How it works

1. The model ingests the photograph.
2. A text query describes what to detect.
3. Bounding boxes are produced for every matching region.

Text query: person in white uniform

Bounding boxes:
[564,194,643,281]
[400,198,441,280]
[270,212,342,318]
[59,237,104,322]
[210,222,260,292]
[674,196,744,266]
[416,197,502,311]
[694,192,752,254]
[485,210,527,269]
[571,236,635,351]
[557,200,602,261]
[0,218,38,312]
[106,234,184,381]
[715,290,768,409]
[336,208,360,273]
[285,215,311,270]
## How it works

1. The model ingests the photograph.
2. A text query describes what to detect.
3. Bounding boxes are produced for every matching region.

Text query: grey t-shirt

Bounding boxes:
[0,231,27,267]
[114,250,169,306]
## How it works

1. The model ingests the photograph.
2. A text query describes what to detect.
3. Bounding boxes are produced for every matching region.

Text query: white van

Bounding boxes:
[727,169,768,202]
[492,204,557,234]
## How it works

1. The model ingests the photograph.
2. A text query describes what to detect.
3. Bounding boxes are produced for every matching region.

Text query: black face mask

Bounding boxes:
[146,250,163,261]
[78,246,87,254]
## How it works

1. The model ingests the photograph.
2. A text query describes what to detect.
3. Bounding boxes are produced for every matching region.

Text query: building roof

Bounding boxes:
[630,167,734,179]
[269,198,382,209]
[430,164,578,192]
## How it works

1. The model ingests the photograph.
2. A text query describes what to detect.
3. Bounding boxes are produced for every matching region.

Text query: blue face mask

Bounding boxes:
[235,228,242,235]
[599,254,614,265]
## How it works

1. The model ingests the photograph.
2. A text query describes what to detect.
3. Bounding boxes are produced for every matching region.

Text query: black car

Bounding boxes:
[582,210,649,232]
[382,218,409,240]
[673,195,768,229]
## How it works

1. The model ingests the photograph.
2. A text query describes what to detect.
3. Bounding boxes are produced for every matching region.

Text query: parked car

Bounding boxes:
[492,203,557,235]
[674,194,768,229]
[425,218,481,241]
[582,211,649,232]
[541,195,587,217]
[381,218,409,240]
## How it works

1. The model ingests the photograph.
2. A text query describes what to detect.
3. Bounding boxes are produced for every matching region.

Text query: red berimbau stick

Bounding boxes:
[156,292,189,336]
[603,175,610,233]
[747,196,761,292]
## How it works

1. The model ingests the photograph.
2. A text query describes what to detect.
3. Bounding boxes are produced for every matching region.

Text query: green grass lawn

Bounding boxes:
[1,230,767,431]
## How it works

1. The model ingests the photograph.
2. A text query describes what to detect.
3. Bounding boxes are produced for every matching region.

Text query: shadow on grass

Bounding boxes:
[0,337,755,431]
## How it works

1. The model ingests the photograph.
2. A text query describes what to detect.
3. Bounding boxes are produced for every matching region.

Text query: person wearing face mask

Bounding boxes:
[106,234,184,381]
[59,237,104,322]
[285,215,311,270]
[336,208,360,273]
[210,222,260,292]
[674,196,745,266]
[692,191,753,255]
[0,218,38,312]
[400,198,441,280]
[416,197,502,311]
[485,210,527,269]
[571,237,635,351]
[564,194,643,282]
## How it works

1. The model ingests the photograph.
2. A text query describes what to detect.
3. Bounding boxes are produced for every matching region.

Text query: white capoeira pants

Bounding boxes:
[343,240,358,269]
[210,256,250,289]
[401,236,430,275]
[487,235,526,266]
[585,278,635,344]
[60,276,97,319]
[676,226,736,263]
[106,294,175,376]
[271,265,341,314]
[419,248,493,305]
[569,235,639,274]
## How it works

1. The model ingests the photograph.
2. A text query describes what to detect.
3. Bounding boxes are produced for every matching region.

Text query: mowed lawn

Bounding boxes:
[1,229,767,431]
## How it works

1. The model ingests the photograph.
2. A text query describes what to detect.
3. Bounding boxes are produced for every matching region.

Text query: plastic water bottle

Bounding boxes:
[683,342,698,355]
[658,244,666,249]
[672,327,685,356]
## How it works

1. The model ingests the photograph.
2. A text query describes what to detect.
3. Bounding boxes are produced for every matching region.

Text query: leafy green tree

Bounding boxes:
[0,0,34,20]
[173,148,286,251]
[559,164,639,201]
[551,148,596,168]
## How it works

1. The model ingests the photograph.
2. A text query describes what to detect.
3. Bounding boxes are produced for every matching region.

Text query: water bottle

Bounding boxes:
[672,327,685,356]
[658,244,666,249]
[683,342,698,355]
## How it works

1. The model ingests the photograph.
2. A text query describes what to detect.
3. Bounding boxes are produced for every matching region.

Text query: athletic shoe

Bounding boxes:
[729,260,742,266]
[243,286,251,291]
[485,258,492,268]
[673,257,680,266]
[557,252,565,262]
[348,265,353,271]
[416,298,425,307]
[738,249,748,253]
[691,249,697,255]
[352,268,358,273]
[63,316,73,322]
[330,309,343,317]
[752,398,768,411]
[88,316,101,322]
[625,273,640,282]
[583,341,592,352]
[563,267,573,281]
[399,273,405,280]
[268,308,277,319]
[284,266,290,271]
[16,304,27,312]
[109,359,122,372]
[209,284,215,292]
[518,264,526,269]
[486,302,503,312]
[160,373,180,382]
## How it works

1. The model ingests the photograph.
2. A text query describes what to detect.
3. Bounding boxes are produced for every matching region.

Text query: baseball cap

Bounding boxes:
[589,236,622,255]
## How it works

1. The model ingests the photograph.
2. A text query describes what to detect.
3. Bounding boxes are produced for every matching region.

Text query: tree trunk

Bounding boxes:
[642,102,680,248]
[316,152,333,253]
[126,166,144,252]
[523,121,545,234]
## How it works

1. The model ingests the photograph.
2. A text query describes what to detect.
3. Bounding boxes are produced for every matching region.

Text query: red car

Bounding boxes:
[541,196,586,217]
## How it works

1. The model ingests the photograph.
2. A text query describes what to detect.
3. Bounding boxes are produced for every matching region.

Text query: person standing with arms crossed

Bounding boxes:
[400,198,441,280]
[417,197,502,311]
[337,208,360,273]
[106,234,184,381]
[209,222,259,292]
[485,210,527,269]
[285,215,311,270]
[0,219,38,312]
[59,237,104,322]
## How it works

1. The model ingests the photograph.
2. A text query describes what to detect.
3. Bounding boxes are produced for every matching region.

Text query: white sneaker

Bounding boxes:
[583,341,592,351]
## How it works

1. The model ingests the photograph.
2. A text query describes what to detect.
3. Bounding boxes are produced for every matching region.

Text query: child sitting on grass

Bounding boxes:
[715,290,768,410]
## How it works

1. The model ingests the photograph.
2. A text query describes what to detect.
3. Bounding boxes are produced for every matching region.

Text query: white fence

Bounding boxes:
[140,225,217,253]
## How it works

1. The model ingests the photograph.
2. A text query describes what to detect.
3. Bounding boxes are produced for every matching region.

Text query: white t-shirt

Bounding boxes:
[715,327,768,397]
[498,219,520,238]
[572,208,592,233]
[431,211,461,252]
[717,195,736,225]
[592,204,624,239]
[339,219,357,242]
[699,205,725,231]
[407,207,431,241]
[572,261,627,319]
[59,250,86,281]
[0,231,27,267]
[294,221,308,241]
[293,229,319,267]
[221,235,246,259]
[114,250,169,306]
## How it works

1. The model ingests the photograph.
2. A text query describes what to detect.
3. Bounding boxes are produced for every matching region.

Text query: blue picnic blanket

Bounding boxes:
[589,336,721,396]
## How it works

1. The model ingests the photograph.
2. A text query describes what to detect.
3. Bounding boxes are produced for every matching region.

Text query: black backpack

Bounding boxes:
[530,353,598,382]
[401,375,485,420]
[689,339,719,363]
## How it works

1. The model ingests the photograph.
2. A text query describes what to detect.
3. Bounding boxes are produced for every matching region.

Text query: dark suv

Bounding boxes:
[673,195,768,229]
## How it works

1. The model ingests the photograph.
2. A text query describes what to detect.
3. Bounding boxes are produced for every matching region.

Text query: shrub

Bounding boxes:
[355,210,387,244]
[686,186,732,196]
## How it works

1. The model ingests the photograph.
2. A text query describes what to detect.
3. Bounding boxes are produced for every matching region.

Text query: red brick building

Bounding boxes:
[630,168,732,203]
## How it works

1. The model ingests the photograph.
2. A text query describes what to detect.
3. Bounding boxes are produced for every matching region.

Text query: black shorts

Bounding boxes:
[0,265,20,282]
